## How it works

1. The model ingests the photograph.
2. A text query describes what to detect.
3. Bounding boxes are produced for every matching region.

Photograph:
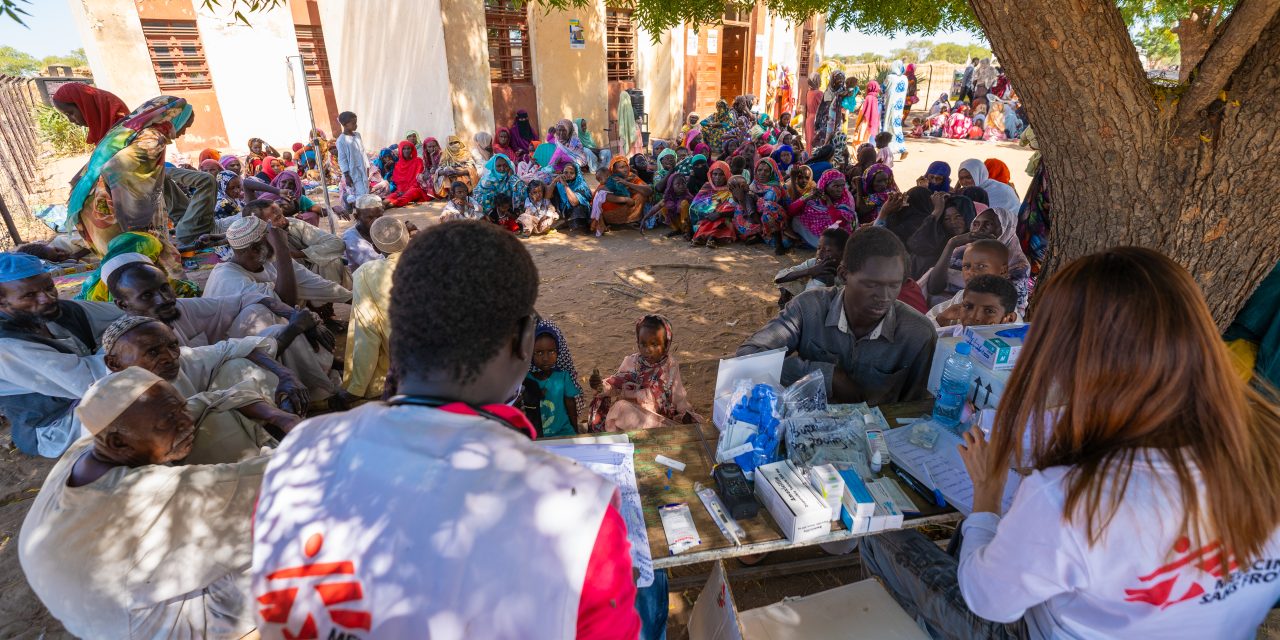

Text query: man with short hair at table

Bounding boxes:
[253,221,639,638]
[0,252,122,456]
[19,367,268,639]
[738,226,937,405]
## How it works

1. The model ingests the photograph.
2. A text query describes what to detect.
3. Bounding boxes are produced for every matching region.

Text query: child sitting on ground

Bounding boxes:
[440,180,482,222]
[488,193,520,233]
[927,108,949,137]
[874,131,894,167]
[589,167,610,236]
[774,227,849,308]
[928,239,1017,327]
[948,274,1019,330]
[518,180,559,237]
[729,155,750,182]
[588,315,701,432]
[908,117,926,138]
[522,328,582,437]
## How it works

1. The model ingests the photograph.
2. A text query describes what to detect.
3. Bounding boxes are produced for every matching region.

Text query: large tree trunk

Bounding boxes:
[969,0,1280,327]
[1175,5,1225,82]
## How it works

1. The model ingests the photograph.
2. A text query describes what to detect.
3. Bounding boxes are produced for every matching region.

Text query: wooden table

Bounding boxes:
[630,400,961,569]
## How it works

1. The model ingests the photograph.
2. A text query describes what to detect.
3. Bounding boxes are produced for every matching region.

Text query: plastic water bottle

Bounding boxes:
[933,342,974,432]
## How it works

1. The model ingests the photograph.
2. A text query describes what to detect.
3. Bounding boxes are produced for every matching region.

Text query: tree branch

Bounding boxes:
[1179,0,1280,119]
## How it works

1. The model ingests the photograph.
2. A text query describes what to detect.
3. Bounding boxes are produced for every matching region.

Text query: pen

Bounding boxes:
[922,463,947,508]
[889,462,938,508]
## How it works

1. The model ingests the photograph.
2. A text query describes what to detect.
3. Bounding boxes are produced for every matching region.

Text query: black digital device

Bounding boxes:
[713,463,758,520]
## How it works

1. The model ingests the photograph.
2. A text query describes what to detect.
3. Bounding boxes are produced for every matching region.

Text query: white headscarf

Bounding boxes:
[959,159,1022,212]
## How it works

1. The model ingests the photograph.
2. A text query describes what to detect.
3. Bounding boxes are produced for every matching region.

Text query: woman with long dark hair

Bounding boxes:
[862,247,1280,639]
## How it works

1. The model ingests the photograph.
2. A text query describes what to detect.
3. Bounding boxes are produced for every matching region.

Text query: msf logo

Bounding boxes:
[1123,537,1238,609]
[258,533,372,639]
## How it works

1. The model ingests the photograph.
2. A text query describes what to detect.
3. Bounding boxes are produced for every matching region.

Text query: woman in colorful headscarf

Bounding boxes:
[66,95,194,275]
[856,163,898,225]
[255,155,286,184]
[851,80,881,146]
[510,109,538,155]
[375,146,398,191]
[906,193,977,278]
[648,148,676,191]
[549,162,592,230]
[598,156,652,225]
[884,61,909,157]
[786,164,815,203]
[245,137,277,174]
[435,135,478,191]
[929,93,951,116]
[922,161,952,193]
[76,231,199,302]
[548,119,593,173]
[473,154,528,215]
[214,170,243,221]
[689,160,743,248]
[787,168,855,249]
[984,100,1008,141]
[661,171,695,238]
[699,100,737,152]
[749,157,791,252]
[684,130,711,159]
[197,148,221,165]
[575,118,612,171]
[52,83,130,146]
[387,140,429,208]
[492,128,521,162]
[770,144,795,174]
[945,104,973,139]
[678,113,700,149]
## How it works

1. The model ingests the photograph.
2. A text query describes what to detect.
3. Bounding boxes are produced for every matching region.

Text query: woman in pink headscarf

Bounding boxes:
[851,80,881,146]
[787,168,856,249]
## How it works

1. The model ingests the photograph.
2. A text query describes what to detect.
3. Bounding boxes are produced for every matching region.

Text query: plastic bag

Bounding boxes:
[715,381,782,478]
[780,369,827,418]
[783,413,868,473]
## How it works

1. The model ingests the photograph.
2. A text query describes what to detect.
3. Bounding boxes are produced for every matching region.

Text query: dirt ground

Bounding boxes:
[0,137,1045,636]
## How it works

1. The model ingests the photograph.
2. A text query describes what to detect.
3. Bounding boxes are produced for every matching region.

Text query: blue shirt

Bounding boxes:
[526,370,580,437]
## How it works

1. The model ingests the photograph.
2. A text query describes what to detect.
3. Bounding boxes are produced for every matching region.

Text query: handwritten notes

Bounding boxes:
[540,440,655,588]
[883,426,1020,515]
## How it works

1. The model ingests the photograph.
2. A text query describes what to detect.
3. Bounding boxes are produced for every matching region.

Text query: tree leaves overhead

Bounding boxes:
[1,0,30,27]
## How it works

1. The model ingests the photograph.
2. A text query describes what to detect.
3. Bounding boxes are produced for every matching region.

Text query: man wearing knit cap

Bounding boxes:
[0,252,123,457]
[204,216,349,408]
[342,216,414,400]
[19,367,267,639]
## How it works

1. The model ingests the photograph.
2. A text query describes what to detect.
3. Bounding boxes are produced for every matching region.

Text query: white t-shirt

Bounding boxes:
[959,453,1280,639]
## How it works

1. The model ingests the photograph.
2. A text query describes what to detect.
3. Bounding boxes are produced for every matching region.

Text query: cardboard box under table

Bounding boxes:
[627,400,961,569]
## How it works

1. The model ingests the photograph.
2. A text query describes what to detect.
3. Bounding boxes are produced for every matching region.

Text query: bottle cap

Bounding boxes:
[871,451,883,465]
[863,413,876,424]
[955,342,972,356]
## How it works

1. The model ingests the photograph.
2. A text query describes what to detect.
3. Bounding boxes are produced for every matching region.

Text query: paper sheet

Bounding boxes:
[883,426,1020,515]
[540,440,655,588]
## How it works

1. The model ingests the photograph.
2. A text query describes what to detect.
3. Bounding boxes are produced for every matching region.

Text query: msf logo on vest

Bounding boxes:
[1124,537,1241,609]
[258,532,372,640]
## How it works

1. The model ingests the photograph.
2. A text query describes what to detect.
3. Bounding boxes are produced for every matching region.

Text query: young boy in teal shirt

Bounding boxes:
[526,330,581,437]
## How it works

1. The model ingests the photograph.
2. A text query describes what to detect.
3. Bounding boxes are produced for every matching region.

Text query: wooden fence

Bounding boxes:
[0,75,44,249]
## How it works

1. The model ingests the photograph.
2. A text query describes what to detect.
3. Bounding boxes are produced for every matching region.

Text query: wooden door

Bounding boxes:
[720,26,748,102]
[693,28,722,115]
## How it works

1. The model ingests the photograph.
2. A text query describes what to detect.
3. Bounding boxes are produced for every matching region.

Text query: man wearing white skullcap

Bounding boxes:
[342,193,387,269]
[247,198,351,289]
[204,215,349,408]
[0,252,124,457]
[19,367,268,639]
[342,216,416,400]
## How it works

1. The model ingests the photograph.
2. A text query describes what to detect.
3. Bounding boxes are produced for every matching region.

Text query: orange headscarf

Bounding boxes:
[984,158,1012,186]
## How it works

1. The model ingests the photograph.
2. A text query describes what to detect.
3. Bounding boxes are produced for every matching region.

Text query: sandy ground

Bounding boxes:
[0,137,1043,635]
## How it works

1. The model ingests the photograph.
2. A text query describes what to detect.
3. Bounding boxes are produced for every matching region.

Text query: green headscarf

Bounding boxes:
[76,232,199,302]
[575,118,597,150]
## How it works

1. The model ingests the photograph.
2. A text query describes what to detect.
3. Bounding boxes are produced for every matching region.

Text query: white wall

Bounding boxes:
[195,4,312,154]
[316,0,455,151]
[635,25,686,140]
[67,0,161,110]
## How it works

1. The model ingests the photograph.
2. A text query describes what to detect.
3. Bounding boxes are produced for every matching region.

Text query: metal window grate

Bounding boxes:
[294,25,334,87]
[140,20,212,91]
[606,9,636,82]
[798,29,814,79]
[486,0,532,83]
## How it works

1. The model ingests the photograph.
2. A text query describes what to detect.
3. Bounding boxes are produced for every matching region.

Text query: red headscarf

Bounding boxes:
[261,156,282,181]
[51,83,129,145]
[984,158,1012,186]
[391,140,424,190]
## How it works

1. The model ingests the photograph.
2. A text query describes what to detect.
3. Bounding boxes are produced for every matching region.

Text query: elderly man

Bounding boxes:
[250,198,350,289]
[342,194,420,270]
[0,252,123,456]
[101,315,300,463]
[106,254,319,412]
[204,217,349,408]
[19,367,267,639]
[343,216,412,401]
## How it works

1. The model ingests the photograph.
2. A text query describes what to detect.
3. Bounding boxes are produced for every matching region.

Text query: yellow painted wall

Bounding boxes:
[439,0,495,137]
[528,5,608,147]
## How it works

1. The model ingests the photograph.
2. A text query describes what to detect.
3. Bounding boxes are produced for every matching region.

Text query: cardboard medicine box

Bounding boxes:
[962,323,1027,371]
[754,460,833,543]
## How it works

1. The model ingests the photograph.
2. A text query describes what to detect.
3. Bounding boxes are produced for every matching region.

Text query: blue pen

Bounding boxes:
[665,468,672,491]
[922,463,947,508]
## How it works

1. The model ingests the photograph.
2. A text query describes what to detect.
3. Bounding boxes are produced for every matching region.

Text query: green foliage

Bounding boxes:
[1115,0,1236,28]
[890,39,934,63]
[33,104,90,156]
[40,48,88,70]
[929,42,992,64]
[0,45,38,76]
[1,0,29,26]
[1134,24,1181,66]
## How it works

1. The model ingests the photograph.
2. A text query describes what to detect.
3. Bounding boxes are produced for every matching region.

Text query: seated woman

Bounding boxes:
[433,136,478,192]
[684,130,711,159]
[907,193,978,279]
[786,164,815,202]
[549,162,592,231]
[661,172,695,238]
[677,113,700,148]
[748,157,791,252]
[492,127,525,163]
[549,119,593,172]
[387,140,429,208]
[651,148,678,194]
[215,170,244,221]
[630,153,655,185]
[787,169,856,249]
[473,154,529,216]
[860,247,1280,639]
[599,156,653,226]
[770,144,796,174]
[945,104,973,139]
[689,161,744,249]
[19,367,270,639]
[588,315,701,432]
[926,207,1032,312]
[575,118,612,171]
[856,163,898,226]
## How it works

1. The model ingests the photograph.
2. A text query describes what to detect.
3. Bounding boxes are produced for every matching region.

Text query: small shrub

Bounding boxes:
[33,104,91,156]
